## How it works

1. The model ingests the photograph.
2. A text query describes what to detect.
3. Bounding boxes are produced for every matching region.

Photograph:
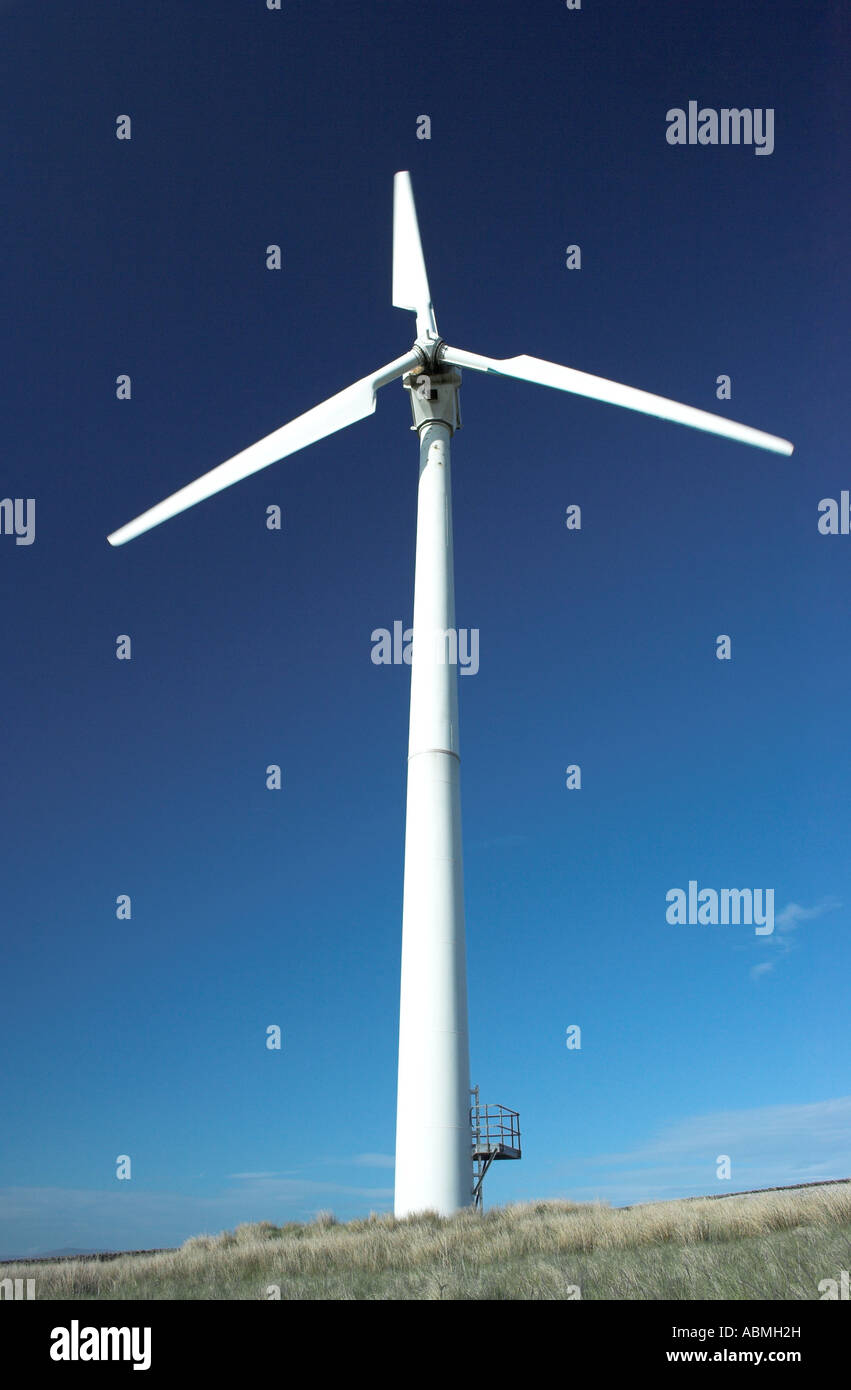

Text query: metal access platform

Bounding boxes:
[470,1085,521,1209]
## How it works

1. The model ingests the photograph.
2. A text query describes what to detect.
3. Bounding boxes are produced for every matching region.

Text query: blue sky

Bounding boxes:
[1,0,849,1258]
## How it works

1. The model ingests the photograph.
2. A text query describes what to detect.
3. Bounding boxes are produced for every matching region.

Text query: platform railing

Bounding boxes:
[470,1099,521,1156]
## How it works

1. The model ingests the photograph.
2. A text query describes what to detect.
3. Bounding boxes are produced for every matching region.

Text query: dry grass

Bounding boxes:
[4,1185,851,1300]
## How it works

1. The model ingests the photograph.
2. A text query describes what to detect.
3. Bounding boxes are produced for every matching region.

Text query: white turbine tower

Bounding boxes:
[107,171,793,1219]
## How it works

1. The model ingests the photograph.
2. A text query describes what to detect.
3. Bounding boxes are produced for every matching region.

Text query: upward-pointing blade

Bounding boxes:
[107,350,421,546]
[441,346,794,456]
[392,171,437,339]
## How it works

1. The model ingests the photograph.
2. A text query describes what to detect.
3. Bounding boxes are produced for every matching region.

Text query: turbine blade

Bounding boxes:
[441,346,794,456]
[392,171,437,338]
[107,350,421,546]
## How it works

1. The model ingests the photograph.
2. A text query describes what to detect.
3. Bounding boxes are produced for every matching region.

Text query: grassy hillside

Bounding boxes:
[5,1185,851,1300]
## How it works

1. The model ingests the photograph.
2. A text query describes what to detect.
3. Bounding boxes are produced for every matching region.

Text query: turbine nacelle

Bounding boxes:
[403,363,462,436]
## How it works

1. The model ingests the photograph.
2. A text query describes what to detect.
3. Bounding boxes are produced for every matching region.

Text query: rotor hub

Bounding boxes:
[412,332,446,374]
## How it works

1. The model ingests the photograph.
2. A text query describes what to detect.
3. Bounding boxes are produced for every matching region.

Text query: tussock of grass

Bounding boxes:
[5,1186,850,1300]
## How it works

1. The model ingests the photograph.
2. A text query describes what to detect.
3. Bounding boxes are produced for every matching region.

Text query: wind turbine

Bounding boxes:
[107,171,793,1219]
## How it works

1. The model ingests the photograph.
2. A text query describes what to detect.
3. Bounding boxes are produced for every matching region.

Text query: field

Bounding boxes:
[4,1185,850,1300]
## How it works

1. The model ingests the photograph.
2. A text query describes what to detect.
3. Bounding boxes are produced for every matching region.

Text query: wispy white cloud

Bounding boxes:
[552,1096,851,1205]
[750,896,842,979]
[0,1171,393,1262]
[226,1171,297,1180]
[774,897,842,932]
[598,1096,851,1164]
